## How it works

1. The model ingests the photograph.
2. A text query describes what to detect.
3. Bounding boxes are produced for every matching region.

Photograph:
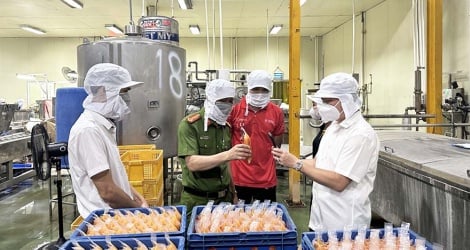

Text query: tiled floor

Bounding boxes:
[0,169,313,249]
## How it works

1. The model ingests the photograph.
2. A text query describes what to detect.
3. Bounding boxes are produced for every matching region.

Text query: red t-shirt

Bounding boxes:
[227,97,285,188]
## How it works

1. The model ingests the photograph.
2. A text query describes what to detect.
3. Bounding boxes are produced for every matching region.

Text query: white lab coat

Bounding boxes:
[68,110,133,218]
[309,111,379,231]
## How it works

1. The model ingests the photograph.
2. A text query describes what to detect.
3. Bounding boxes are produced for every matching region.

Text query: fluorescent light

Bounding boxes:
[61,0,83,9]
[300,0,307,6]
[16,74,36,81]
[178,0,193,9]
[20,25,46,35]
[16,73,47,81]
[269,25,283,35]
[105,24,124,35]
[189,25,200,35]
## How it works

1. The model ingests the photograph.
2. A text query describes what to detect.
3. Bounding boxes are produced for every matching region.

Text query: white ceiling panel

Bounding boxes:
[0,0,386,38]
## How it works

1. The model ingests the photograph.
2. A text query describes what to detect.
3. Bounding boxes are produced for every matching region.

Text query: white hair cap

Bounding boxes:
[247,70,272,91]
[205,79,235,103]
[313,72,361,119]
[84,63,143,95]
[82,63,143,120]
[204,79,235,131]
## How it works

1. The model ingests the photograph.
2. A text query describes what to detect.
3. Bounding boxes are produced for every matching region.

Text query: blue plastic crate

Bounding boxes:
[301,228,434,250]
[59,236,185,250]
[70,205,186,239]
[188,242,298,250]
[187,203,297,247]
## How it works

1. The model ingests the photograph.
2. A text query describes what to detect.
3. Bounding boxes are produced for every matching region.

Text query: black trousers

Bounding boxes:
[234,185,277,203]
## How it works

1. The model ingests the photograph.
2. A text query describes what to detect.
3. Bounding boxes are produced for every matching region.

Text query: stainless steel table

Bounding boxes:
[371,130,469,250]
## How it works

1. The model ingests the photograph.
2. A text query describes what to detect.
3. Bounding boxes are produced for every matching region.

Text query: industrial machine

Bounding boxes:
[77,21,186,159]
[0,104,34,191]
[371,130,470,250]
[442,83,469,138]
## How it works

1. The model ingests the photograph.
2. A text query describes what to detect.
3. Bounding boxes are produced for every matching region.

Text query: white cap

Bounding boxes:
[205,79,235,103]
[247,70,272,91]
[313,72,358,98]
[313,72,361,119]
[84,63,143,95]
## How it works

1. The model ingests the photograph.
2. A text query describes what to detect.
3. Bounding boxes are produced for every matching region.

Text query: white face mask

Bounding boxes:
[309,107,322,120]
[120,92,131,103]
[83,92,130,122]
[317,101,342,122]
[208,102,232,125]
[247,92,270,108]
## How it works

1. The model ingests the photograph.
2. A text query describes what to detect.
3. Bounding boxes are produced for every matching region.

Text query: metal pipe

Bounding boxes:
[129,0,134,25]
[299,114,435,119]
[414,69,423,112]
[218,0,223,69]
[188,61,208,81]
[364,114,435,119]
[372,123,470,128]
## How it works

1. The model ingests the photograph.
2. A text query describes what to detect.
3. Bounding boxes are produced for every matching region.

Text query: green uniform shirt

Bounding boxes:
[177,108,232,193]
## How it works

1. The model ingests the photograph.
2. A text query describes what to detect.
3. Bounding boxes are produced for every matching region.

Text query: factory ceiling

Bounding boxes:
[0,0,385,38]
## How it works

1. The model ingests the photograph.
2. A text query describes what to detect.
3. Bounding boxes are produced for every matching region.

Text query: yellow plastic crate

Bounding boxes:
[130,180,164,207]
[121,149,163,181]
[70,216,83,231]
[118,144,156,155]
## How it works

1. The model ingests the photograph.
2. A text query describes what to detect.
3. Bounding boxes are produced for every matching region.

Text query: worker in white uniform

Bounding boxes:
[272,72,379,231]
[68,63,148,219]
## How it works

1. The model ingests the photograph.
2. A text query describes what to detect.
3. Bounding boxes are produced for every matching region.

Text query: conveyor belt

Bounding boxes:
[371,130,469,250]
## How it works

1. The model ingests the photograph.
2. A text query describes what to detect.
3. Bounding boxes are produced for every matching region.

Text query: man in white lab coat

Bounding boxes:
[272,72,379,231]
[68,63,148,218]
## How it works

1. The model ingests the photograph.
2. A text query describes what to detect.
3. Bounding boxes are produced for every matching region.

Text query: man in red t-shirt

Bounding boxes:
[227,70,285,203]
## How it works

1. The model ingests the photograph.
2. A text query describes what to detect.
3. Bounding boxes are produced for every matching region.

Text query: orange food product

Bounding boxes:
[241,127,252,163]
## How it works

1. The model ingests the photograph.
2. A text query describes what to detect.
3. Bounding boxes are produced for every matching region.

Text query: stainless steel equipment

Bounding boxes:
[77,36,186,158]
[0,104,34,190]
[371,130,470,250]
[0,132,33,190]
[0,104,18,133]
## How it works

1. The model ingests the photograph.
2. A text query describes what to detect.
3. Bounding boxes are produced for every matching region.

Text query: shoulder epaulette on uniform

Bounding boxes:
[187,113,201,124]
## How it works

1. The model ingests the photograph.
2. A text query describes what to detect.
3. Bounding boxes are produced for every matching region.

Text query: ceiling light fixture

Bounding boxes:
[61,0,83,9]
[178,0,193,10]
[300,0,307,6]
[189,25,200,35]
[105,24,124,35]
[269,25,283,35]
[16,73,47,81]
[20,25,46,35]
[16,74,36,81]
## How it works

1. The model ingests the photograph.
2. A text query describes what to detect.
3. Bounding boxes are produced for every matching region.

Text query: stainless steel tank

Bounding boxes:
[77,36,186,158]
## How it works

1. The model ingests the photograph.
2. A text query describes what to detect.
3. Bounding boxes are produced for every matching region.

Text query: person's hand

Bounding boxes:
[227,143,251,161]
[140,199,149,208]
[134,193,148,208]
[232,191,239,204]
[271,147,298,168]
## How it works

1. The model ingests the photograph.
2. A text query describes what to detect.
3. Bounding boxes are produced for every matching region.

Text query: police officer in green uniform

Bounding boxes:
[177,79,252,218]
